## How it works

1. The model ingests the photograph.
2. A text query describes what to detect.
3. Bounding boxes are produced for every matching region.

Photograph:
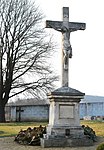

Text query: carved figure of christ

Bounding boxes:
[46,7,86,87]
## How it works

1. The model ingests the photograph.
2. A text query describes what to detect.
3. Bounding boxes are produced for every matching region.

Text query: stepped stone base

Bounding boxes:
[41,135,93,147]
[41,86,93,148]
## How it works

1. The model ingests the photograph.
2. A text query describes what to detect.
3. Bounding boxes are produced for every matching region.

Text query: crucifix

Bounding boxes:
[46,7,86,87]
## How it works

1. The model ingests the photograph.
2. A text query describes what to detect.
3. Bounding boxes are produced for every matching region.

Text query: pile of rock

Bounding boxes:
[14,125,46,145]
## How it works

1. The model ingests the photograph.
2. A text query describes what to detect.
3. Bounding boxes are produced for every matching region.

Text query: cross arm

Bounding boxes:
[69,22,86,31]
[46,20,86,32]
[46,20,62,31]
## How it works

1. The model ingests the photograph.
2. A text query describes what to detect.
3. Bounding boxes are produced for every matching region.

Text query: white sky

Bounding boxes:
[36,0,104,96]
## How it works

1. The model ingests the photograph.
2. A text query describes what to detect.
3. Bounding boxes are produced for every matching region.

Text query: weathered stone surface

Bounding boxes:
[46,7,86,87]
[41,6,90,148]
[41,136,93,148]
[59,105,74,118]
[40,88,93,148]
[40,86,94,148]
[48,86,85,96]
[40,84,89,147]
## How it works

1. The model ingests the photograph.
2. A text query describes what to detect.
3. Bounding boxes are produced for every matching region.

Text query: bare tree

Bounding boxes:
[0,0,58,122]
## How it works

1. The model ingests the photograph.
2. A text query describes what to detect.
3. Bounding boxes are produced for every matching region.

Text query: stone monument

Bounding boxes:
[41,7,93,147]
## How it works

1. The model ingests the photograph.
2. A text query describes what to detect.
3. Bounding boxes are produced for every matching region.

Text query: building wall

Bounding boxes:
[5,102,104,122]
[21,105,49,122]
[5,106,11,122]
[11,107,16,121]
[9,105,49,122]
[80,102,104,118]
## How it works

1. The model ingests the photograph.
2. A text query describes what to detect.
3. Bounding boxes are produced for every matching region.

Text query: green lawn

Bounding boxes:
[0,121,104,137]
[0,122,48,137]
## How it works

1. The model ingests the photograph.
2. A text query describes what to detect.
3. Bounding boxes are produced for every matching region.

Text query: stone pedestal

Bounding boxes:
[41,87,93,147]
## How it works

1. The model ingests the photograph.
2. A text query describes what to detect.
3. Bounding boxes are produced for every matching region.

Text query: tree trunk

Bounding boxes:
[0,104,5,122]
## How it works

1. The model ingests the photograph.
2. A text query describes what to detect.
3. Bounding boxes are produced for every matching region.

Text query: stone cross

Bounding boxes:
[46,7,86,87]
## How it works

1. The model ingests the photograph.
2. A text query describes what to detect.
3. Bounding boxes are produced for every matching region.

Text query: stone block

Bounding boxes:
[41,136,93,148]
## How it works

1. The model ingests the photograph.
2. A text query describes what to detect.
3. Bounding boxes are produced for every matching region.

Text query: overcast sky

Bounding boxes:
[37,0,104,96]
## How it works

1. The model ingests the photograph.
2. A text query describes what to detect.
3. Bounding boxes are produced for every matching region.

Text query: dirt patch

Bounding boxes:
[0,136,104,150]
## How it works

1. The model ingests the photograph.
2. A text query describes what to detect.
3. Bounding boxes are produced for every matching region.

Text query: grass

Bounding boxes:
[0,122,48,137]
[0,120,104,137]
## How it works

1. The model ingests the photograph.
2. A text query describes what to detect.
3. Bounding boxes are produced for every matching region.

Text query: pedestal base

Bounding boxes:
[41,87,91,147]
[47,125,84,136]
[41,135,93,147]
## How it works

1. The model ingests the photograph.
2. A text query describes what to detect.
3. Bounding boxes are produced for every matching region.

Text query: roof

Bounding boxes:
[80,95,104,103]
[7,98,49,106]
[7,95,104,106]
[49,86,85,96]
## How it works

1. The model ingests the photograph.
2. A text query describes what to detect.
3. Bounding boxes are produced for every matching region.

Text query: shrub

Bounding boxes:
[96,143,104,150]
